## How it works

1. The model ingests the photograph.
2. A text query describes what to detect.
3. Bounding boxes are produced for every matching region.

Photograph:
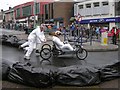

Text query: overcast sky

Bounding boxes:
[0,0,81,11]
[0,0,32,11]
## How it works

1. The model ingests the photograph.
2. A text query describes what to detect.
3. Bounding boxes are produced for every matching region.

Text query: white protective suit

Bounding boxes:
[21,26,46,58]
[52,36,73,51]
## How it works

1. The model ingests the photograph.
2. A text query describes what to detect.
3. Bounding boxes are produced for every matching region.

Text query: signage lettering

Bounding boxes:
[106,19,115,22]
[90,20,98,23]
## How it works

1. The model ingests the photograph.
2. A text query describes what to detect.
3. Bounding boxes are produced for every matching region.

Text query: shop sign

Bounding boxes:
[90,20,98,23]
[105,19,115,22]
[80,17,120,24]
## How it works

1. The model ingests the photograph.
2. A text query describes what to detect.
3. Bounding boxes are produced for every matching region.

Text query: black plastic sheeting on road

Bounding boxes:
[56,65,101,86]
[5,60,120,88]
[2,59,16,80]
[1,34,8,43]
[17,39,27,46]
[8,62,57,88]
[0,34,27,47]
[99,61,120,81]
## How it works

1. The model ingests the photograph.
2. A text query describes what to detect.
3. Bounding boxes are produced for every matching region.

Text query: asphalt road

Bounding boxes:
[1,44,118,67]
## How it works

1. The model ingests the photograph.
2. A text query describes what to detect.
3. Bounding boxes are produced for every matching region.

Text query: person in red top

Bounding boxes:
[111,27,119,45]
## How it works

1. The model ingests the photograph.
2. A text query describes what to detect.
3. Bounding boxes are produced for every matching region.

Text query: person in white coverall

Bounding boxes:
[49,31,74,51]
[20,25,46,60]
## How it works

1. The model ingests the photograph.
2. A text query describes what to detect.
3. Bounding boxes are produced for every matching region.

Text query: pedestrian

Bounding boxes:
[24,26,29,34]
[95,27,100,39]
[61,26,67,41]
[111,27,119,45]
[19,24,46,60]
[70,23,75,36]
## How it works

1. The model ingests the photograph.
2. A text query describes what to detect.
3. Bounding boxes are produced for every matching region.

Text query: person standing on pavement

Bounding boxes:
[19,24,46,60]
[111,27,119,45]
[95,27,100,39]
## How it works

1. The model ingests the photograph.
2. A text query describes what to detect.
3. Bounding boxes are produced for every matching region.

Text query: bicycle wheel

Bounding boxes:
[40,48,51,60]
[41,44,51,50]
[76,48,88,60]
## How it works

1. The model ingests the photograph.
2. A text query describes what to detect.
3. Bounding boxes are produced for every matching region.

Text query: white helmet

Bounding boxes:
[40,24,44,28]
[55,31,62,35]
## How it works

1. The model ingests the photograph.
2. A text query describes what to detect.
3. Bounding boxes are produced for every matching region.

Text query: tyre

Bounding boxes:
[41,44,51,50]
[76,48,88,60]
[40,48,51,60]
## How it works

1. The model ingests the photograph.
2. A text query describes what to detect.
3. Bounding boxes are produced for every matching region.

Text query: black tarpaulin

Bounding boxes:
[8,62,57,88]
[99,60,120,81]
[2,59,13,80]
[56,65,101,86]
[7,61,120,88]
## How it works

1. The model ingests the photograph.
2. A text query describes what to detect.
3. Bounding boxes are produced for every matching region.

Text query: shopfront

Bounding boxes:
[79,17,120,31]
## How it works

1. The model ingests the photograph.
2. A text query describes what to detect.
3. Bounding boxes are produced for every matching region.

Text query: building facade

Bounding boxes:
[0,10,5,28]
[2,7,15,29]
[43,2,74,28]
[14,1,41,27]
[74,0,120,30]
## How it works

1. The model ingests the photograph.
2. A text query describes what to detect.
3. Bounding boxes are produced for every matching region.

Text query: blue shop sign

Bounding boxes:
[78,17,120,24]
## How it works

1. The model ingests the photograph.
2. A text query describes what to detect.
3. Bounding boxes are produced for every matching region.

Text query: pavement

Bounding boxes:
[0,28,119,52]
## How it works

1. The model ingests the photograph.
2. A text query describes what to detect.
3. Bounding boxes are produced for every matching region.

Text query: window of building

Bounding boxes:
[10,12,13,17]
[93,2,99,7]
[22,5,31,17]
[48,4,51,19]
[116,1,120,15]
[51,3,54,19]
[86,3,91,8]
[102,1,109,6]
[35,3,40,14]
[16,8,20,18]
[45,4,48,19]
[78,5,83,9]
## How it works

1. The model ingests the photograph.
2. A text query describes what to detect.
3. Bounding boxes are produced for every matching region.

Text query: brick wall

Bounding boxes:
[53,2,74,26]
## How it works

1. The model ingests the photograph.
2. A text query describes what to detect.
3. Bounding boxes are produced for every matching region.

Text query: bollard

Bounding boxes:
[101,31,108,46]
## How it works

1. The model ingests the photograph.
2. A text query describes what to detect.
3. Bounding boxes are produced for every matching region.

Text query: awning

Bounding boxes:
[54,17,63,21]
[70,17,75,21]
[18,18,26,22]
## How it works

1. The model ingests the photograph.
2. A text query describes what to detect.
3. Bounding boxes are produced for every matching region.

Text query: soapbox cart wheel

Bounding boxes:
[40,48,52,60]
[76,48,88,60]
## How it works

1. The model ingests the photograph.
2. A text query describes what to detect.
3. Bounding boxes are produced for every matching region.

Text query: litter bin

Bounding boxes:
[101,31,108,46]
